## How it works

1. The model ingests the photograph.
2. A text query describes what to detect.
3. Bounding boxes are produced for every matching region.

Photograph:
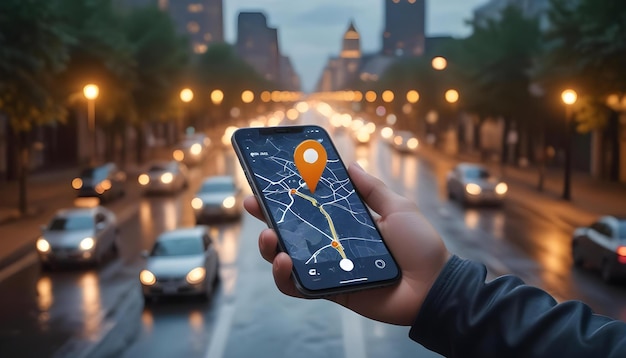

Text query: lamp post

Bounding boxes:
[431,56,447,71]
[561,89,577,200]
[179,88,194,134]
[83,84,99,165]
[444,89,460,153]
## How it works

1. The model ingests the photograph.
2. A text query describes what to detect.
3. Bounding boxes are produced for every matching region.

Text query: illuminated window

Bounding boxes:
[384,31,391,38]
[204,33,213,42]
[188,4,203,12]
[194,43,207,54]
[187,21,200,34]
[408,0,416,3]
[392,0,400,3]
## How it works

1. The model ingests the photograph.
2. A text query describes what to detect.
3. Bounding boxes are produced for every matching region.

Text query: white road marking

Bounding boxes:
[204,303,236,358]
[0,252,37,283]
[341,308,367,358]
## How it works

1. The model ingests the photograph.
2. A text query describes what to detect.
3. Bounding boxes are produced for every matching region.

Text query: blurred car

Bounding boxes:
[390,130,419,153]
[172,138,207,167]
[138,160,189,194]
[446,163,508,205]
[36,205,119,268]
[185,132,211,149]
[72,163,126,203]
[572,216,626,283]
[191,175,243,223]
[139,226,219,301]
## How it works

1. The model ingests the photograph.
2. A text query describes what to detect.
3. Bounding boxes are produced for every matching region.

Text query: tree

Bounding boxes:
[123,5,189,163]
[0,0,71,215]
[534,0,626,181]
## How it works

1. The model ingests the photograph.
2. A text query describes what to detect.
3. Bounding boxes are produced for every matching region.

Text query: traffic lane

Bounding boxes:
[0,144,226,356]
[373,142,626,321]
[120,221,242,358]
[118,147,245,357]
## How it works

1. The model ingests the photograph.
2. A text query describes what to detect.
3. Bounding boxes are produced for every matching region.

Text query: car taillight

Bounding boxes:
[618,246,626,264]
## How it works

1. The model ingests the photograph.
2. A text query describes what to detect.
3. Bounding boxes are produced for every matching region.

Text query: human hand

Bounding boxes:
[244,162,450,326]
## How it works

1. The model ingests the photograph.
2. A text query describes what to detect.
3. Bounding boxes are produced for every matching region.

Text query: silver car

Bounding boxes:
[191,175,243,223]
[36,206,119,268]
[138,160,189,194]
[446,163,508,205]
[140,227,219,301]
[173,138,207,167]
[572,216,626,283]
[390,130,419,154]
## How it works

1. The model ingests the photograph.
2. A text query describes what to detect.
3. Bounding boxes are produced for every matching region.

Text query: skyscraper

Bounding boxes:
[382,0,426,57]
[161,0,224,54]
[235,12,280,82]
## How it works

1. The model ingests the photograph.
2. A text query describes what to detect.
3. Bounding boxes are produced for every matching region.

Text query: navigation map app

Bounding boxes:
[238,127,399,292]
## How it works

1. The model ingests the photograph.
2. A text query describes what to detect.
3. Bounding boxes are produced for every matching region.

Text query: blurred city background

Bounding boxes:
[1,0,625,357]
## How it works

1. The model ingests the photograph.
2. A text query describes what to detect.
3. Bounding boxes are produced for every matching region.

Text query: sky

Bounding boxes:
[223,0,488,92]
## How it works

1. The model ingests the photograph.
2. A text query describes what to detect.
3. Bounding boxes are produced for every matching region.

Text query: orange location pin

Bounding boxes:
[294,139,327,194]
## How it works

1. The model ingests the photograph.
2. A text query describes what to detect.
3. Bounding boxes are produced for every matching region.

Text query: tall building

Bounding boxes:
[235,12,281,83]
[160,0,224,54]
[318,21,363,91]
[382,0,426,57]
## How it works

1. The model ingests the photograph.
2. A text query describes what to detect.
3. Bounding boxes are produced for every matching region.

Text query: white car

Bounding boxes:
[173,138,207,167]
[390,130,419,153]
[191,176,243,223]
[138,160,189,194]
[446,163,508,205]
[140,227,220,301]
[36,206,119,268]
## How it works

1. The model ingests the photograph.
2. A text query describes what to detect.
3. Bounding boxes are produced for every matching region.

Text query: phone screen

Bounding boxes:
[233,125,399,295]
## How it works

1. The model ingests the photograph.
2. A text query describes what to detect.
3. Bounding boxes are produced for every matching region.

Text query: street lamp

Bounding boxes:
[211,89,224,105]
[561,89,577,200]
[445,89,459,104]
[83,84,99,165]
[179,88,194,134]
[432,56,447,71]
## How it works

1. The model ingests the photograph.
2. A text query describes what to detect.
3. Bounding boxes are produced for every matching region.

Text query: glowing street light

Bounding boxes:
[180,88,194,103]
[210,89,224,105]
[445,89,459,104]
[406,90,420,104]
[432,56,447,71]
[241,90,254,104]
[382,90,394,103]
[83,84,99,164]
[561,89,577,200]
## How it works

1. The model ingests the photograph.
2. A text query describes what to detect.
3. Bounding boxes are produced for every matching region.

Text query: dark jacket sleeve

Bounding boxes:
[409,255,626,358]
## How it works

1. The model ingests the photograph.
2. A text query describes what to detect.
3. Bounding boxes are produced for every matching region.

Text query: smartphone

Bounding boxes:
[232,125,400,297]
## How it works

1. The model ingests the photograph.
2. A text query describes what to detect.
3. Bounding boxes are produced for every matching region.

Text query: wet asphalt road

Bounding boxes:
[0,113,625,358]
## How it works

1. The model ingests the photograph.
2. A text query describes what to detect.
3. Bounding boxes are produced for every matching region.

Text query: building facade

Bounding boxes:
[235,12,281,83]
[382,0,426,57]
[161,0,224,54]
[317,21,364,92]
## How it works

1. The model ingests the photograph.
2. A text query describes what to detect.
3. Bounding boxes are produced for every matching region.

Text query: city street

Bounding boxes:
[0,111,625,358]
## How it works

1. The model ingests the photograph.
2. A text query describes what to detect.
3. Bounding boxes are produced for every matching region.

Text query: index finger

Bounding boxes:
[244,195,267,223]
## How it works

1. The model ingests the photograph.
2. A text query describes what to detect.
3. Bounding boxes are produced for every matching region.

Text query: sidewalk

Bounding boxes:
[420,145,626,229]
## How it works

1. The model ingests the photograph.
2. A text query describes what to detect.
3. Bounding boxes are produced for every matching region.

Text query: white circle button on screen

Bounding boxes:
[340,258,354,272]
[375,259,386,269]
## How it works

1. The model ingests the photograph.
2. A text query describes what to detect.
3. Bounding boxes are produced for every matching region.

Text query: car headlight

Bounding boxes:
[79,237,95,251]
[160,172,173,184]
[465,183,482,195]
[140,270,156,286]
[222,196,236,209]
[407,138,419,150]
[190,143,202,155]
[71,178,83,190]
[495,182,508,195]
[138,174,150,185]
[37,238,50,253]
[186,267,206,285]
[191,197,204,210]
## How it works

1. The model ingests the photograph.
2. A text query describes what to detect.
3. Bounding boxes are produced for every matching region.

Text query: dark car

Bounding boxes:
[72,163,126,203]
[572,216,626,283]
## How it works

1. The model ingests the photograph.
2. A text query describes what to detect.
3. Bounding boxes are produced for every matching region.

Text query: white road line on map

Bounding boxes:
[0,251,37,283]
[204,303,236,358]
[341,308,367,358]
